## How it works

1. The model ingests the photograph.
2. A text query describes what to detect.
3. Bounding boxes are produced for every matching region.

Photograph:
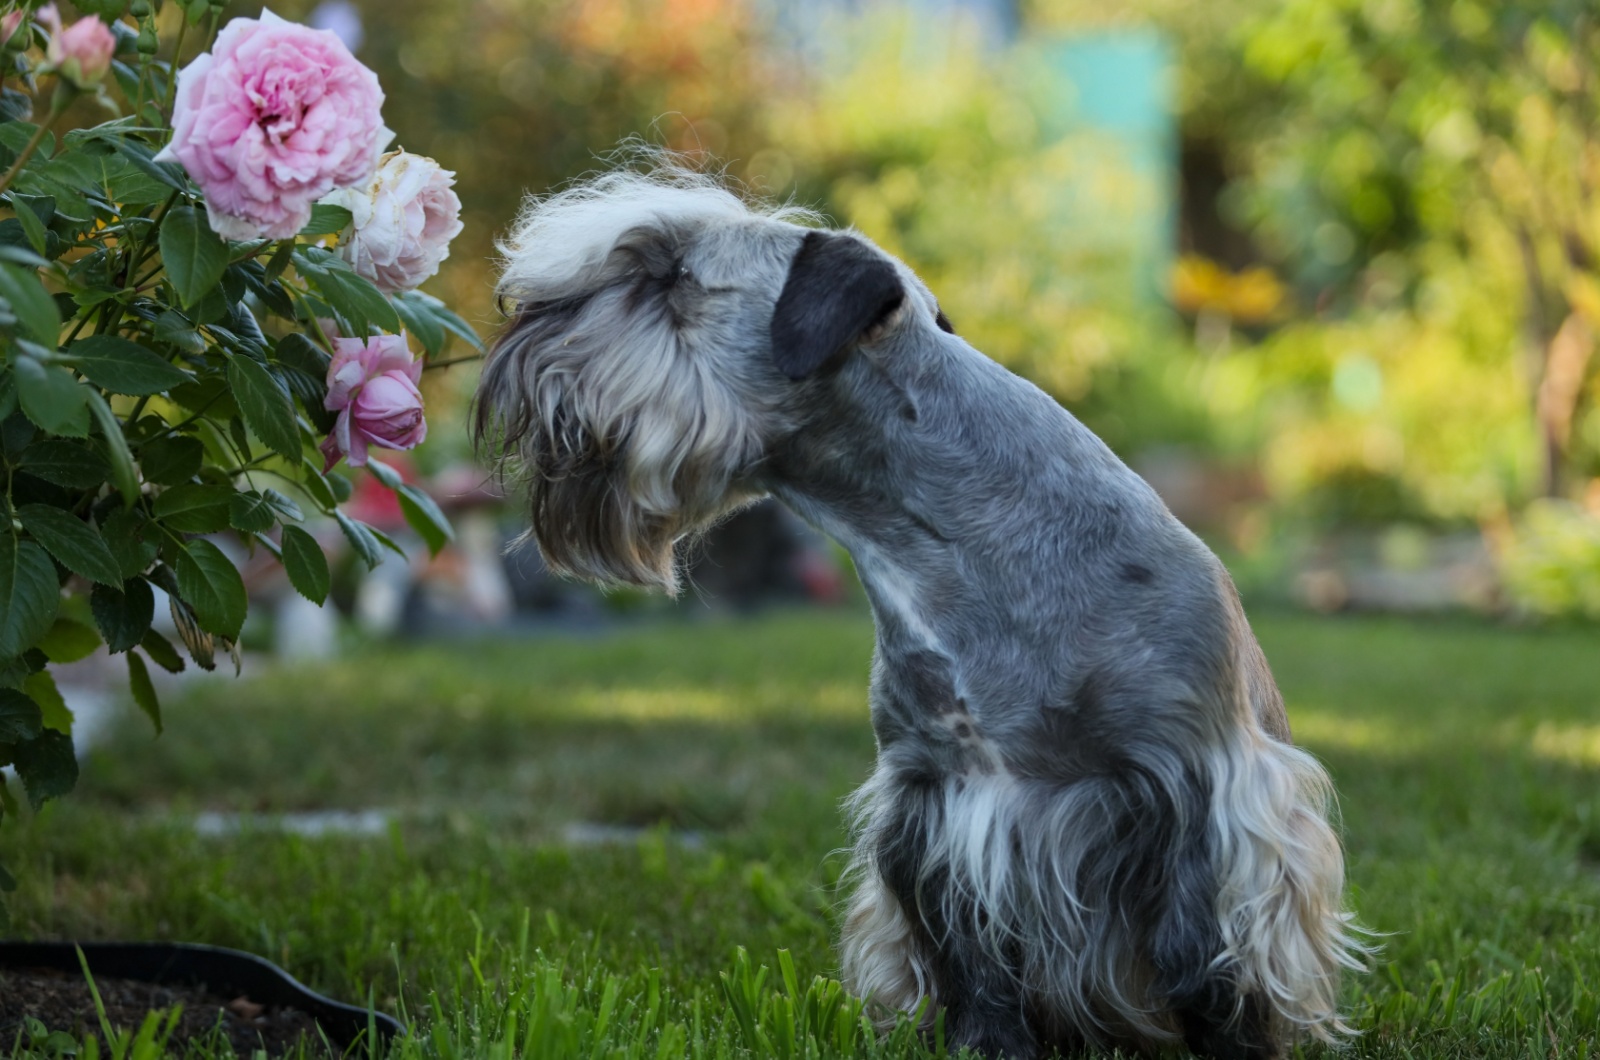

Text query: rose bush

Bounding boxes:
[0,0,478,920]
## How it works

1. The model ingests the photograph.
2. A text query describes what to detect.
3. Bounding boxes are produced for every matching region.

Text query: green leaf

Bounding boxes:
[101,507,158,580]
[280,524,330,605]
[299,204,353,237]
[13,358,88,437]
[172,538,247,640]
[103,133,187,193]
[139,434,204,486]
[398,484,454,556]
[0,536,59,662]
[365,457,403,489]
[392,291,447,355]
[227,356,299,460]
[334,509,383,569]
[34,618,100,664]
[11,195,50,257]
[64,334,193,395]
[91,578,153,653]
[126,651,161,734]
[16,504,124,585]
[0,689,42,743]
[138,628,185,674]
[159,205,230,309]
[12,728,77,809]
[151,483,233,534]
[22,669,71,732]
[18,438,108,489]
[153,309,207,356]
[0,123,52,160]
[262,488,304,523]
[297,248,400,336]
[299,456,338,512]
[229,490,277,533]
[0,262,61,347]
[84,390,138,505]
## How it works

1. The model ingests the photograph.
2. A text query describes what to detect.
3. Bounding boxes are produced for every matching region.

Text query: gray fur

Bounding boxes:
[475,164,1365,1059]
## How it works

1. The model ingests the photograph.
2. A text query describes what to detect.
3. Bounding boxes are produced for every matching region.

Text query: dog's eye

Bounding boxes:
[935,308,955,334]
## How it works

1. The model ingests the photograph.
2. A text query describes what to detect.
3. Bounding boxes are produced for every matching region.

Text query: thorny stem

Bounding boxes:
[423,352,485,371]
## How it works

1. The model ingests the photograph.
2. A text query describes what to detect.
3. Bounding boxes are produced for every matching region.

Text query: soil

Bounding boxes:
[0,966,328,1057]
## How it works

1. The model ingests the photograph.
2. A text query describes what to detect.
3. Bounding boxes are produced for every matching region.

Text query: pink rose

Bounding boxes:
[154,10,391,241]
[37,5,115,88]
[2,10,28,49]
[322,151,464,293]
[319,332,427,470]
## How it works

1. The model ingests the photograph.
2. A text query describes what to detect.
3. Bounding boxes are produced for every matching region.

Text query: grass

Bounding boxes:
[3,607,1600,1057]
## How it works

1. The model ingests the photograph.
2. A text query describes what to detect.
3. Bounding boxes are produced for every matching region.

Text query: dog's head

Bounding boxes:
[474,166,939,592]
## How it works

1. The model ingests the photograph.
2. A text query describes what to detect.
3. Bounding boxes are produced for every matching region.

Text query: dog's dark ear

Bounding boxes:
[771,231,905,380]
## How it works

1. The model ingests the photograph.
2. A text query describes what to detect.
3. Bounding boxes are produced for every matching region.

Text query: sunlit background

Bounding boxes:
[212,0,1599,629]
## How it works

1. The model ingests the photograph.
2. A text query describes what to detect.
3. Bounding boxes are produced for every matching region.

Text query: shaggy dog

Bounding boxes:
[473,165,1365,1059]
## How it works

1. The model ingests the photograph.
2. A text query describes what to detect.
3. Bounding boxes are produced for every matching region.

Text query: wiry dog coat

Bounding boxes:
[474,166,1365,1059]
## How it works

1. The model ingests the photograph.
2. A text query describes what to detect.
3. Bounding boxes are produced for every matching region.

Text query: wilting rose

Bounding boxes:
[37,5,115,88]
[155,10,390,241]
[320,332,427,470]
[322,151,464,293]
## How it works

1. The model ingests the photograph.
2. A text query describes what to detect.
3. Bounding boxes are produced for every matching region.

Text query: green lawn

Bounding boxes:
[4,609,1600,1058]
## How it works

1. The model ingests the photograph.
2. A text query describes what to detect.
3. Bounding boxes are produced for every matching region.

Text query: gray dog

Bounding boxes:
[473,165,1365,1059]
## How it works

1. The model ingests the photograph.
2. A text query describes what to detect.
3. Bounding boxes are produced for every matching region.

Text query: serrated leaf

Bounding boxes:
[159,205,230,309]
[227,355,299,460]
[126,652,161,734]
[12,728,77,808]
[153,309,207,356]
[262,488,304,523]
[65,334,193,395]
[101,506,158,580]
[139,434,203,486]
[172,538,246,641]
[11,195,49,257]
[398,484,454,556]
[0,537,58,661]
[91,578,153,653]
[14,359,88,437]
[151,483,232,534]
[103,133,187,193]
[34,618,100,664]
[334,509,383,569]
[280,524,330,604]
[392,290,447,355]
[16,504,125,585]
[297,248,400,336]
[0,689,42,743]
[229,490,277,533]
[299,204,353,237]
[22,669,71,733]
[139,628,185,673]
[18,438,108,489]
[0,261,60,345]
[84,390,138,505]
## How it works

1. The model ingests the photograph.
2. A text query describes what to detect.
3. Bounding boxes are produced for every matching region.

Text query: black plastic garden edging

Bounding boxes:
[0,940,405,1047]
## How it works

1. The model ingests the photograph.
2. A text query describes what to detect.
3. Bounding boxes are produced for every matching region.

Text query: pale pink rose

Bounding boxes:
[154,10,391,241]
[319,333,427,470]
[322,151,464,293]
[37,5,115,88]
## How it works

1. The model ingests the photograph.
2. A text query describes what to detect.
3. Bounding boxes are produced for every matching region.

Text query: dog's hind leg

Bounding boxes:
[839,862,930,1025]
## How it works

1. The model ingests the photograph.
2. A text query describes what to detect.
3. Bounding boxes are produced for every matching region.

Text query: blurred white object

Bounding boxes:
[309,0,364,52]
[275,592,340,659]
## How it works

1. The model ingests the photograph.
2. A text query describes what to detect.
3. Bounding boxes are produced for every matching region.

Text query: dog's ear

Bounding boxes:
[771,231,905,380]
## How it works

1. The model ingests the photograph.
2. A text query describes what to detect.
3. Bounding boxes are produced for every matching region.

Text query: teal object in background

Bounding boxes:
[1027,30,1177,301]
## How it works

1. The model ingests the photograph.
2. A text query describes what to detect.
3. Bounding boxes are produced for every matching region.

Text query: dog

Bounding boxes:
[472,163,1365,1059]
